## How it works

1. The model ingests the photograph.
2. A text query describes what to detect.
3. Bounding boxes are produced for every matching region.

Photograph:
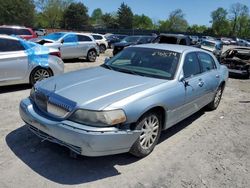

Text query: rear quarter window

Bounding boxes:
[0,38,25,52]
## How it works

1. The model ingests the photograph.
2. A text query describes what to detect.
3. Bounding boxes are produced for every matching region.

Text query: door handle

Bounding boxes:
[198,81,204,87]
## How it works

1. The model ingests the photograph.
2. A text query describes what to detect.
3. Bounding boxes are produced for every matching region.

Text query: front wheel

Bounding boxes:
[207,85,223,110]
[130,112,162,158]
[87,50,97,62]
[30,67,52,85]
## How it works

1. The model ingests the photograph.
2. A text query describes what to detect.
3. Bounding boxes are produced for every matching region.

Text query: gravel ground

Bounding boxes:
[0,49,249,188]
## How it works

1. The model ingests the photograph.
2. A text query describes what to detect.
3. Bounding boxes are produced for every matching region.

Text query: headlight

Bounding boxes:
[69,109,127,127]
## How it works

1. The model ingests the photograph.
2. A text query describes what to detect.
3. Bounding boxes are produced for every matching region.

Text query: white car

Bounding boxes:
[35,32,99,61]
[91,34,108,53]
[0,35,64,86]
[35,29,46,36]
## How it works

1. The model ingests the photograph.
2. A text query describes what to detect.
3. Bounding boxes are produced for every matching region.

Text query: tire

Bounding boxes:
[207,85,223,110]
[130,112,162,158]
[99,44,106,53]
[30,67,53,85]
[87,50,97,62]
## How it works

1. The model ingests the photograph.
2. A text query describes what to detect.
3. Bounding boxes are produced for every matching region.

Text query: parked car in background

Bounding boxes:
[35,28,47,36]
[221,37,231,45]
[0,25,37,40]
[200,39,223,59]
[0,35,63,86]
[220,47,250,78]
[113,35,155,55]
[91,33,108,53]
[20,44,228,158]
[106,34,128,48]
[189,35,199,44]
[153,33,192,46]
[34,32,99,62]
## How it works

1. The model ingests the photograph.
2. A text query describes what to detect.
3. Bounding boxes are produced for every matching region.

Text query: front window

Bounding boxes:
[104,47,180,80]
[43,32,65,41]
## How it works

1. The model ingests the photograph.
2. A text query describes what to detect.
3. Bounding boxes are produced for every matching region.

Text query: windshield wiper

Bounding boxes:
[101,64,114,70]
[115,68,142,76]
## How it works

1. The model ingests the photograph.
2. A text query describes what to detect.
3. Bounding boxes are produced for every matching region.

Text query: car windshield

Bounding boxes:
[201,41,215,48]
[43,32,65,41]
[104,47,180,80]
[121,36,140,43]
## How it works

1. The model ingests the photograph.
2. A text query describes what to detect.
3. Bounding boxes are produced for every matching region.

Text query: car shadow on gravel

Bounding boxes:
[63,58,89,63]
[0,84,31,94]
[159,110,205,143]
[6,109,205,185]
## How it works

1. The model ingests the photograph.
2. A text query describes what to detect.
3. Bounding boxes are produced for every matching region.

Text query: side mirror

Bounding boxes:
[104,57,110,63]
[180,76,190,87]
[61,39,64,44]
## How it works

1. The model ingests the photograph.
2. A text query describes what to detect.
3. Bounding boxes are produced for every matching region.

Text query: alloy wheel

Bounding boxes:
[33,69,50,82]
[139,115,160,150]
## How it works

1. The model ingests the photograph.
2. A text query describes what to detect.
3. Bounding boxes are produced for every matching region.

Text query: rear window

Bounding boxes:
[92,35,103,40]
[156,36,178,44]
[201,41,216,48]
[0,28,32,35]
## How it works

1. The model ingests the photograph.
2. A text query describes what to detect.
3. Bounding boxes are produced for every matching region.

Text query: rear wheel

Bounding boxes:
[87,50,97,62]
[30,67,52,85]
[130,112,162,157]
[207,85,223,110]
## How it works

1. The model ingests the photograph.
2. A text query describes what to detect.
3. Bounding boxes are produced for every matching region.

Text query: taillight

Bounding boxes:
[49,51,61,58]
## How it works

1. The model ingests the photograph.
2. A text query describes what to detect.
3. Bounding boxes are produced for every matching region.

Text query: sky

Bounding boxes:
[80,0,250,26]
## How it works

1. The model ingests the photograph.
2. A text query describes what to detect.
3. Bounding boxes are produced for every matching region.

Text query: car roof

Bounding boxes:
[132,43,205,53]
[0,25,29,29]
[54,32,93,36]
[0,34,19,40]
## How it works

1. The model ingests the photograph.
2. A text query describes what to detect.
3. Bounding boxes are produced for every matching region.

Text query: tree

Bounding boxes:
[34,0,72,28]
[0,0,35,26]
[187,24,208,34]
[229,3,249,36]
[168,9,188,32]
[117,3,133,29]
[211,8,230,36]
[159,9,188,32]
[133,14,153,29]
[62,2,90,30]
[101,13,119,29]
[91,8,103,25]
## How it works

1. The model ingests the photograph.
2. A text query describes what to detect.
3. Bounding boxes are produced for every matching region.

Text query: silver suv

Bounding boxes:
[35,32,99,62]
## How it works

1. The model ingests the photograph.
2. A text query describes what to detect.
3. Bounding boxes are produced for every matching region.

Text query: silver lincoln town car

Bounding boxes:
[20,44,228,157]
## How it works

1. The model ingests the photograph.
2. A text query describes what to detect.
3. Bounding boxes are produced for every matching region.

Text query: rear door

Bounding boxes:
[60,34,79,59]
[0,38,28,83]
[197,52,220,103]
[77,35,94,57]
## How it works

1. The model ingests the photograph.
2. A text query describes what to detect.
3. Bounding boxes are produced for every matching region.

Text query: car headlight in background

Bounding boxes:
[69,109,126,127]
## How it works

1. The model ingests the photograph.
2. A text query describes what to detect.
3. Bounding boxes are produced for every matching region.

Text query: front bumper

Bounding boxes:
[19,98,141,156]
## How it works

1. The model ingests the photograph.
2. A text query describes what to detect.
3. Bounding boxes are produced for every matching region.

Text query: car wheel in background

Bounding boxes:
[30,67,53,85]
[87,50,97,62]
[130,112,162,157]
[99,44,106,53]
[207,85,223,110]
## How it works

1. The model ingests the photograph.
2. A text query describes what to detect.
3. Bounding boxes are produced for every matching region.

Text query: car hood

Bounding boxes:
[37,66,166,110]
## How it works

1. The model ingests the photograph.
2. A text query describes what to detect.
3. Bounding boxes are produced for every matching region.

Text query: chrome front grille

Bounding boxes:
[33,88,76,118]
